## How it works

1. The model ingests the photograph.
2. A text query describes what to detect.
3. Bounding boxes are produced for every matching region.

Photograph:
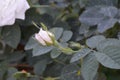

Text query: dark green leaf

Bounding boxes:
[50,27,63,40]
[86,35,106,48]
[95,46,120,69]
[50,48,61,58]
[97,39,120,51]
[25,36,38,50]
[60,30,73,42]
[70,48,92,63]
[81,53,99,80]
[33,60,47,75]
[32,45,53,56]
[60,63,82,80]
[86,0,118,7]
[79,7,104,26]
[97,18,117,33]
[2,24,21,48]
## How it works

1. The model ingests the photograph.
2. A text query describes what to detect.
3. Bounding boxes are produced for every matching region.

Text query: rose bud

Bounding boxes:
[35,28,55,46]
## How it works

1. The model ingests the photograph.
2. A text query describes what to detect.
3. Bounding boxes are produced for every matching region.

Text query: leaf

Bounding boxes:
[50,27,63,40]
[79,0,88,8]
[79,24,90,34]
[81,53,99,80]
[2,24,21,48]
[60,30,73,42]
[37,7,60,18]
[60,63,82,80]
[25,36,38,50]
[99,6,118,18]
[79,7,104,26]
[7,68,18,76]
[86,0,118,7]
[97,39,120,51]
[28,77,40,80]
[116,9,120,23]
[44,63,64,77]
[50,48,61,58]
[7,77,16,80]
[86,35,106,48]
[70,48,92,63]
[0,62,8,80]
[95,46,120,69]
[53,20,71,30]
[34,60,47,75]
[84,27,97,38]
[7,51,25,63]
[97,18,117,33]
[32,44,53,56]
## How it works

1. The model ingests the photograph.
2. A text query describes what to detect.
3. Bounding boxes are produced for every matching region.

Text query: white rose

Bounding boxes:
[35,28,54,46]
[0,0,30,26]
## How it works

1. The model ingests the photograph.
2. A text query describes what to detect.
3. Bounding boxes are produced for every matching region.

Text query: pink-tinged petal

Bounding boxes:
[39,28,53,43]
[15,0,30,19]
[35,34,46,46]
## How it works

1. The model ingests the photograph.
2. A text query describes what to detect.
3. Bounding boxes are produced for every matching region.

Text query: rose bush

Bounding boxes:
[0,0,120,80]
[0,0,30,26]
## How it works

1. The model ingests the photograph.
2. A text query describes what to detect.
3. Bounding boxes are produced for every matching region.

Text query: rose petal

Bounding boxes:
[15,0,30,19]
[0,0,30,27]
[35,34,46,46]
[39,28,53,43]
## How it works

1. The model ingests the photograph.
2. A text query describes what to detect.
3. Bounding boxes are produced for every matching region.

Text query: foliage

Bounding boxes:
[0,0,120,80]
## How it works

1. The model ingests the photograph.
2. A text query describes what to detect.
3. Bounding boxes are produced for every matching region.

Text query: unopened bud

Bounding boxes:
[35,28,55,46]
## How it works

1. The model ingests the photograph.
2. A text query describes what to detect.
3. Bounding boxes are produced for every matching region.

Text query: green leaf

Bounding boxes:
[86,0,118,7]
[32,45,53,56]
[97,18,117,33]
[0,62,8,80]
[60,30,73,42]
[50,27,63,40]
[28,77,40,80]
[2,24,21,48]
[37,7,60,18]
[79,24,89,34]
[60,63,82,80]
[70,48,92,63]
[7,68,18,77]
[50,48,61,58]
[99,7,118,18]
[7,51,25,63]
[53,20,71,30]
[25,36,38,50]
[86,35,106,48]
[95,46,120,69]
[33,60,47,75]
[7,77,16,80]
[97,39,120,51]
[81,53,99,80]
[79,7,104,26]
